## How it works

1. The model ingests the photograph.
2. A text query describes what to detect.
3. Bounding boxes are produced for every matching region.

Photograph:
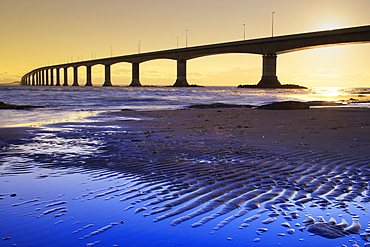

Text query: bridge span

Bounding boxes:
[21,25,370,87]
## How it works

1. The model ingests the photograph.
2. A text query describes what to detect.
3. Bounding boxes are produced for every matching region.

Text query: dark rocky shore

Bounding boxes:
[238,84,308,89]
[0,102,44,109]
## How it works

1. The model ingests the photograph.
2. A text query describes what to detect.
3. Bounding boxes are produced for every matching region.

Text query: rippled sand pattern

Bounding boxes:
[105,137,369,232]
[33,123,367,234]
[1,123,369,244]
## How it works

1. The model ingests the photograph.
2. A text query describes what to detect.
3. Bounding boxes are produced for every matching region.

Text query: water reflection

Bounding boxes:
[1,121,369,246]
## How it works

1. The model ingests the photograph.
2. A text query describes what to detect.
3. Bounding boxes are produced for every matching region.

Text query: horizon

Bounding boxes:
[1,0,370,87]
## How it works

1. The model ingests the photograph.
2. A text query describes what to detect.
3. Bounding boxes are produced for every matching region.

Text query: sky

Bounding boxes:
[0,0,369,87]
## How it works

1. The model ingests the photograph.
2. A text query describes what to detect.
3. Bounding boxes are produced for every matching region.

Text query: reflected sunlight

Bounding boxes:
[296,87,354,103]
[313,87,345,97]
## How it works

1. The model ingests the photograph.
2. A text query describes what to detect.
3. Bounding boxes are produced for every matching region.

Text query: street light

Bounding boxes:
[186,30,188,48]
[243,24,246,40]
[177,36,179,49]
[272,12,275,37]
[138,40,141,54]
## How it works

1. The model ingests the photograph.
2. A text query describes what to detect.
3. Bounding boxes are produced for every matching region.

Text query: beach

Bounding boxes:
[1,106,370,246]
[109,107,370,157]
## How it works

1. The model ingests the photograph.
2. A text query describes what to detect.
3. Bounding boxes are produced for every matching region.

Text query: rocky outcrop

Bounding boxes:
[0,102,44,109]
[238,84,307,89]
[188,103,254,109]
[257,101,309,110]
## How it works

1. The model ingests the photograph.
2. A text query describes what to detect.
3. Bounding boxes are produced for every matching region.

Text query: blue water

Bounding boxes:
[0,86,370,247]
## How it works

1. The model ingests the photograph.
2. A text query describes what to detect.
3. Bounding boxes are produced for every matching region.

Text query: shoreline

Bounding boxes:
[107,107,370,158]
[1,107,369,157]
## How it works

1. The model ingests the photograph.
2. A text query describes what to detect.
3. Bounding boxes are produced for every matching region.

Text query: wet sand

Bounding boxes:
[1,107,370,243]
[110,107,370,157]
[0,127,35,146]
[101,107,370,238]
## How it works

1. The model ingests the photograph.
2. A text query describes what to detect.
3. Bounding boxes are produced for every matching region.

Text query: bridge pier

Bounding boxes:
[41,70,45,85]
[85,66,93,86]
[173,59,189,87]
[39,71,42,85]
[45,70,49,86]
[63,68,69,86]
[72,67,79,86]
[55,68,61,86]
[257,54,281,87]
[129,63,141,86]
[32,74,35,86]
[103,64,113,86]
[50,69,54,86]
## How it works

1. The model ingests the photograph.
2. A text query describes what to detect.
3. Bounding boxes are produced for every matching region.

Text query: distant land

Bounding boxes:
[0,81,22,86]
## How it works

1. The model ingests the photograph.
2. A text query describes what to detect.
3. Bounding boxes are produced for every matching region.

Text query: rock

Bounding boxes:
[238,84,307,89]
[0,102,44,109]
[307,222,348,238]
[187,103,254,109]
[258,101,309,110]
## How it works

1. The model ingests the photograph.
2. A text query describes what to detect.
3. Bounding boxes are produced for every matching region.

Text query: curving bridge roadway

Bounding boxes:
[21,25,370,87]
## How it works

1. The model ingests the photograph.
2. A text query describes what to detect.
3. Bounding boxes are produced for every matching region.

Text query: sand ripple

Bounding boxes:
[1,124,369,241]
[102,135,370,233]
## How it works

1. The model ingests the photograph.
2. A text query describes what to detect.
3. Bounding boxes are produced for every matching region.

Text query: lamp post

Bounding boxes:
[243,24,246,40]
[272,12,275,37]
[138,40,141,54]
[186,30,188,48]
[177,36,179,49]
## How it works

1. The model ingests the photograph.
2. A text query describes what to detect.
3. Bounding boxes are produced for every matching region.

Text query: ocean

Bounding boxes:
[0,86,369,247]
[1,86,369,127]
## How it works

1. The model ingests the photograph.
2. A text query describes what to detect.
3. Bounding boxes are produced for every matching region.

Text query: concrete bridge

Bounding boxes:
[21,25,370,87]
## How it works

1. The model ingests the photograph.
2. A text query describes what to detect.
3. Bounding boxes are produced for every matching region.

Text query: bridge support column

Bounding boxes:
[32,74,35,85]
[63,68,69,86]
[39,71,42,85]
[72,67,79,86]
[41,70,45,85]
[173,59,189,87]
[257,54,281,87]
[129,63,141,86]
[103,64,112,86]
[45,70,49,86]
[85,66,93,86]
[55,68,61,86]
[50,69,54,86]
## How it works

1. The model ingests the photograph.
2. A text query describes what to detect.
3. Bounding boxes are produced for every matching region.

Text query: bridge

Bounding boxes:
[21,25,370,87]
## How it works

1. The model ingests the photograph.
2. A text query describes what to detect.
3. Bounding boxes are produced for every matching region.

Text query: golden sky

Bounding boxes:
[1,0,369,87]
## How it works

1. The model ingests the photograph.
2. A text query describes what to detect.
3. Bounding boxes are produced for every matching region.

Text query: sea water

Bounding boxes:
[0,86,369,127]
[0,86,370,247]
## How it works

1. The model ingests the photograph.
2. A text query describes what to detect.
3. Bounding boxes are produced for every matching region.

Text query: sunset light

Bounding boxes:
[1,1,370,246]
[320,24,340,31]
[1,0,369,87]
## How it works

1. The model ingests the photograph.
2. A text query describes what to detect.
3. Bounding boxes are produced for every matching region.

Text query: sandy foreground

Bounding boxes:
[1,107,370,241]
[103,107,370,237]
[109,107,370,157]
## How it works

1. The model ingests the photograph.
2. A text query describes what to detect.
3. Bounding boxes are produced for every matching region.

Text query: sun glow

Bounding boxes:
[314,87,345,97]
[320,24,340,31]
